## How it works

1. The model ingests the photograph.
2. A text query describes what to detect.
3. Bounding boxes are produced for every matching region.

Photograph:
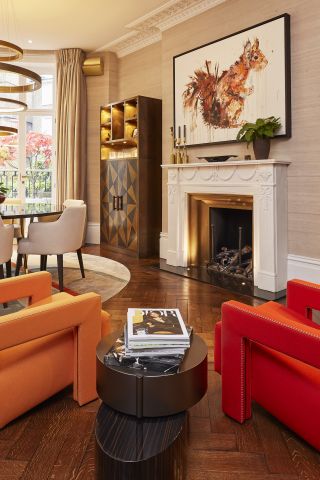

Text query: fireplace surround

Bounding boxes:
[162,159,290,294]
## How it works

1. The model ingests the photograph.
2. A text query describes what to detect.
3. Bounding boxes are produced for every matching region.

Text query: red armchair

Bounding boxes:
[214,279,320,451]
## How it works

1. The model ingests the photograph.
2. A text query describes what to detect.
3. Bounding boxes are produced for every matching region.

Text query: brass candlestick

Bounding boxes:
[181,124,189,164]
[170,127,176,164]
[176,137,182,164]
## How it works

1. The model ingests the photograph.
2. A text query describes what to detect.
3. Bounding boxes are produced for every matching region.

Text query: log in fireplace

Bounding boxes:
[188,193,253,281]
[208,207,253,280]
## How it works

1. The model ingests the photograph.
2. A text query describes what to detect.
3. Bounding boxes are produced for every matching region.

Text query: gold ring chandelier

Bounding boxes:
[0,125,17,136]
[0,0,42,135]
[0,40,23,61]
[0,61,42,93]
[0,96,27,113]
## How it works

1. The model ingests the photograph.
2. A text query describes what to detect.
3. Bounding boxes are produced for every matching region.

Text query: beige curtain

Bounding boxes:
[56,49,87,205]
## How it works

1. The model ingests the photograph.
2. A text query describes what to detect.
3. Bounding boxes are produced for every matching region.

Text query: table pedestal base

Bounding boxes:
[95,404,186,480]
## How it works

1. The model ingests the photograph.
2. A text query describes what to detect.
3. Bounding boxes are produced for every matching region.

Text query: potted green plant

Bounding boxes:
[0,183,9,204]
[236,116,281,160]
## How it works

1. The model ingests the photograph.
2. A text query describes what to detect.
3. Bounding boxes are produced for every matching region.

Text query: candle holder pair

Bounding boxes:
[170,125,189,164]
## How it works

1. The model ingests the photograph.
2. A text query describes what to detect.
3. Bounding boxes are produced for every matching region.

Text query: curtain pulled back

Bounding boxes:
[56,48,87,204]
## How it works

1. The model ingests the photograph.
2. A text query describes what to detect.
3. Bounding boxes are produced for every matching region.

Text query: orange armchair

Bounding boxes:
[0,271,110,428]
[214,279,320,451]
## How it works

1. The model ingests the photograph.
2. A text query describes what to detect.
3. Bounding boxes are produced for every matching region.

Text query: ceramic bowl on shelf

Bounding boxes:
[197,155,238,163]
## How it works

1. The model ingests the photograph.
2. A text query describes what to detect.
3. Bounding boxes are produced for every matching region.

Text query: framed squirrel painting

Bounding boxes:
[173,14,291,146]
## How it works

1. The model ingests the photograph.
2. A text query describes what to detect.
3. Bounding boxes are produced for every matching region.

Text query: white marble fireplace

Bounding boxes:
[162,159,290,293]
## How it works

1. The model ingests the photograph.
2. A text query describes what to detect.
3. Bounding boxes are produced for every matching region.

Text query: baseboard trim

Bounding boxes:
[159,232,168,259]
[86,222,100,244]
[287,254,320,283]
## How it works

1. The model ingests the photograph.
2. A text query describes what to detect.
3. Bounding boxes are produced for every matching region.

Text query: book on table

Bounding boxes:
[127,308,190,349]
[104,308,191,374]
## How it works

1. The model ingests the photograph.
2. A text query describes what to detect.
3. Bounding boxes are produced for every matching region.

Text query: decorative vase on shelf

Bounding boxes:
[0,194,6,204]
[253,138,270,160]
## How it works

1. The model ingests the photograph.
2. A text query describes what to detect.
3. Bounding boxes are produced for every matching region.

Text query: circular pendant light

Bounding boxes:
[0,40,23,62]
[0,97,27,113]
[0,125,18,136]
[0,62,42,93]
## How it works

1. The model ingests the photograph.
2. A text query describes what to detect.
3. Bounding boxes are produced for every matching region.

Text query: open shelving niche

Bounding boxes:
[100,97,138,161]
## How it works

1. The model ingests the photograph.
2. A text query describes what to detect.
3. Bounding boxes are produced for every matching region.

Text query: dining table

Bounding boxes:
[0,203,63,235]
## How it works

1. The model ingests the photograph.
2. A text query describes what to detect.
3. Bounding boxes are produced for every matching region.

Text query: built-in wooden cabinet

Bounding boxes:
[100,96,162,257]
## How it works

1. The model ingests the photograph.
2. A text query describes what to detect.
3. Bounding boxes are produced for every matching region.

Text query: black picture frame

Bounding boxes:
[173,13,291,147]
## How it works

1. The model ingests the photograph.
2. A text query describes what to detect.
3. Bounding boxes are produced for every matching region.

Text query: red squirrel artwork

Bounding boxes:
[182,38,268,129]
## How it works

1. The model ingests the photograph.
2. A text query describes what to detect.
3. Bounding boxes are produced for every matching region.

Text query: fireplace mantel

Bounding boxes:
[162,159,290,169]
[162,159,291,293]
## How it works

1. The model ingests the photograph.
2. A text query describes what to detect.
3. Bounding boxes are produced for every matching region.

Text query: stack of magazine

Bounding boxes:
[104,308,191,374]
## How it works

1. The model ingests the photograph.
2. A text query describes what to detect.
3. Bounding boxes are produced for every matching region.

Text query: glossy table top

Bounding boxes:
[0,203,63,219]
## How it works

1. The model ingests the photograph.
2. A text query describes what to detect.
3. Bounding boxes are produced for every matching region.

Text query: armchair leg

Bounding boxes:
[77,248,85,278]
[57,254,64,292]
[6,260,11,278]
[40,255,47,271]
[0,264,7,308]
[15,254,23,276]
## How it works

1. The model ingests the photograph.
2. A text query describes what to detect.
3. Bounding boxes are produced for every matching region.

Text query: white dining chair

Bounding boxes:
[0,217,14,308]
[37,199,85,222]
[63,199,85,207]
[15,205,87,292]
[0,217,14,278]
[3,198,22,238]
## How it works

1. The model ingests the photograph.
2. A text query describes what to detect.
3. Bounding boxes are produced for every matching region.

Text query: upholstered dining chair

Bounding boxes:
[15,205,86,291]
[0,271,110,428]
[3,198,22,239]
[0,217,14,279]
[37,199,85,222]
[63,199,85,207]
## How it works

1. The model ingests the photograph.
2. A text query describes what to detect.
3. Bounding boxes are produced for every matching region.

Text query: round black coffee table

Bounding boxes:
[96,331,208,417]
[95,331,208,480]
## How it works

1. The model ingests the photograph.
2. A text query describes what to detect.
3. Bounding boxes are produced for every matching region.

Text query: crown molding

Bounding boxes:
[97,0,226,58]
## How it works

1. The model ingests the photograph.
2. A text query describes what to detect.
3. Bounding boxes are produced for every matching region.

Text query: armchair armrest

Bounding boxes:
[0,291,100,350]
[222,300,320,370]
[287,279,320,319]
[0,291,102,405]
[0,271,52,304]
[221,300,320,423]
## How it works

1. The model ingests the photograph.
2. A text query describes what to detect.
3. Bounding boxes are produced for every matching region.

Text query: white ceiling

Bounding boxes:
[0,0,170,52]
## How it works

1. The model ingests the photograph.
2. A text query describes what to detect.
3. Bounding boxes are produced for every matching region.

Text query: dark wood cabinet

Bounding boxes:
[100,96,162,257]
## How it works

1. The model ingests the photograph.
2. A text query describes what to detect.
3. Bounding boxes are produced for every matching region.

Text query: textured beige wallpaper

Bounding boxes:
[118,42,162,100]
[87,0,320,259]
[86,52,118,224]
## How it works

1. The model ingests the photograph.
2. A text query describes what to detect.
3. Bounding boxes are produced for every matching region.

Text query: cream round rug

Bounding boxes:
[11,252,130,303]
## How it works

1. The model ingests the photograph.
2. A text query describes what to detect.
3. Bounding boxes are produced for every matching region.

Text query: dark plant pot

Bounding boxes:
[0,194,6,204]
[253,138,270,160]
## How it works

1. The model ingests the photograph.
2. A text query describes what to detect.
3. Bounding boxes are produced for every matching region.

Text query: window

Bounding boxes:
[0,55,56,203]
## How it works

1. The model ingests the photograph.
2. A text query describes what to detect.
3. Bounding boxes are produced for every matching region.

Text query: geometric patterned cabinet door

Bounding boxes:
[101,159,138,252]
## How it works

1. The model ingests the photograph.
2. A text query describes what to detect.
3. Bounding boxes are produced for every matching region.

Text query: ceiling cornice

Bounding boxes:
[97,0,226,58]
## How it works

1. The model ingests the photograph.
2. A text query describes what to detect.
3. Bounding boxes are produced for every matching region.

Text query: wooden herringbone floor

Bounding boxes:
[1,244,320,479]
